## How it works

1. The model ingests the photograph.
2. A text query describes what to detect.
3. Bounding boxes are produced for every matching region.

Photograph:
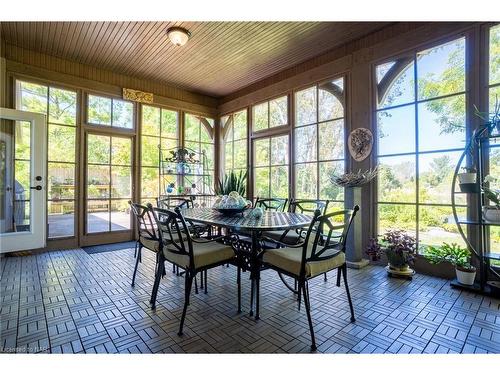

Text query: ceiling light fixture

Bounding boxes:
[166,27,191,47]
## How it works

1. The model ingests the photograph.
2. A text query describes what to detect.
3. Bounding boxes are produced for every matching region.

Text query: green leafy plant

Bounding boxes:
[366,230,417,268]
[215,170,247,196]
[424,242,475,271]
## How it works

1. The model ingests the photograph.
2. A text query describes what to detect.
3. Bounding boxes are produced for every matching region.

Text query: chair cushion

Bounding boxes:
[139,236,160,252]
[163,241,234,270]
[266,230,303,245]
[262,246,345,278]
[139,231,187,253]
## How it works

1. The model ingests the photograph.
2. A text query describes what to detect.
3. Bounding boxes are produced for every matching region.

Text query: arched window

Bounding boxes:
[184,113,215,194]
[221,109,248,176]
[375,37,467,251]
[293,77,345,212]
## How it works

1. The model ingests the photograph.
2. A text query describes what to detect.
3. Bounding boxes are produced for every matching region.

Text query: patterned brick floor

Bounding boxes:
[1,246,500,354]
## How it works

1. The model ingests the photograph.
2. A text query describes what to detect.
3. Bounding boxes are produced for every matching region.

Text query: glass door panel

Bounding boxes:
[0,108,47,252]
[85,133,132,235]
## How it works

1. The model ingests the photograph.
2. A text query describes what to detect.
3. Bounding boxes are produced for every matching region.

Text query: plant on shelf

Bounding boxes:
[457,166,478,193]
[457,166,477,184]
[366,229,417,278]
[482,175,500,223]
[424,242,476,286]
[215,170,248,196]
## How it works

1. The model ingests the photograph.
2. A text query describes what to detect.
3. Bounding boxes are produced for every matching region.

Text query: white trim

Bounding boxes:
[0,107,47,252]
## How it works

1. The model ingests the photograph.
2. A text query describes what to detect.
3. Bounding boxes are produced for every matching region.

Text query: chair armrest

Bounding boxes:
[259,235,305,248]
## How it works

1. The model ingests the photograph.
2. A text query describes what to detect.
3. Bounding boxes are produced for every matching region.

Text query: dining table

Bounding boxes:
[180,207,314,320]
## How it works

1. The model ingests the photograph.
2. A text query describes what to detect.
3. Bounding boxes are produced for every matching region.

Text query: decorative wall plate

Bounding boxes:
[348,128,373,162]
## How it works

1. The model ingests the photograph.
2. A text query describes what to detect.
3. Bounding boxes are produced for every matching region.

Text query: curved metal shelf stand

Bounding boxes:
[451,126,500,293]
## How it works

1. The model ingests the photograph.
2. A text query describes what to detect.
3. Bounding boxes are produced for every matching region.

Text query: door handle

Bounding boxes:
[30,186,42,191]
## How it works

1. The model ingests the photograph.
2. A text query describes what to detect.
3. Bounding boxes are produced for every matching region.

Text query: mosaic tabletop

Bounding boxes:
[180,208,313,232]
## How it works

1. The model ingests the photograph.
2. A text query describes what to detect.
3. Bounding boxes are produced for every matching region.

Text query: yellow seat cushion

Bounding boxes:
[163,241,234,270]
[262,246,345,278]
[139,236,160,252]
[139,231,187,252]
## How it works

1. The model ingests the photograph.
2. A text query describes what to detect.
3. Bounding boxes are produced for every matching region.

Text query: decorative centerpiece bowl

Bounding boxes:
[212,191,251,216]
[214,207,249,216]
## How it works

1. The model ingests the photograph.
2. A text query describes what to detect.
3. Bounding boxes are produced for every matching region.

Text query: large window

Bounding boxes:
[17,81,78,238]
[253,135,289,198]
[488,24,500,252]
[140,105,179,203]
[86,134,132,233]
[252,95,289,199]
[375,37,468,250]
[294,77,345,211]
[87,94,134,129]
[184,113,215,194]
[252,95,288,132]
[222,109,248,177]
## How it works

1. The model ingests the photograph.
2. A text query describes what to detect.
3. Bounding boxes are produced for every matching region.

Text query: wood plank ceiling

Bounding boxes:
[0,22,390,97]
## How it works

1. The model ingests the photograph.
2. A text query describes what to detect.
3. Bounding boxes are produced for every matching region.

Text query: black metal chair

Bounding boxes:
[156,195,213,289]
[129,201,196,289]
[156,196,192,210]
[157,196,191,274]
[260,205,359,351]
[149,205,240,335]
[254,197,288,212]
[129,201,163,287]
[158,196,211,236]
[265,199,330,246]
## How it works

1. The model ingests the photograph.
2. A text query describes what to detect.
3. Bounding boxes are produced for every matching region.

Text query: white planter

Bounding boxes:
[456,267,476,286]
[458,173,476,184]
[483,206,500,223]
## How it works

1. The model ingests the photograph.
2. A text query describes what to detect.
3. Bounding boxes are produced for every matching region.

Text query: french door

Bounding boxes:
[81,131,134,246]
[0,108,47,252]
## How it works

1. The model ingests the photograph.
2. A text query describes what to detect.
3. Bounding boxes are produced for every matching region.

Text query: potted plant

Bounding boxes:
[215,170,248,196]
[424,242,476,285]
[458,166,477,184]
[457,166,477,193]
[482,175,500,223]
[366,230,417,278]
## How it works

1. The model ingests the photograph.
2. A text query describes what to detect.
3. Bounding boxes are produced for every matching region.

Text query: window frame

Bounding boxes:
[220,108,249,176]
[183,112,216,195]
[84,132,134,234]
[484,23,500,261]
[292,76,347,205]
[15,78,80,240]
[252,133,290,199]
[139,103,181,202]
[251,93,290,135]
[372,33,471,252]
[84,91,136,131]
